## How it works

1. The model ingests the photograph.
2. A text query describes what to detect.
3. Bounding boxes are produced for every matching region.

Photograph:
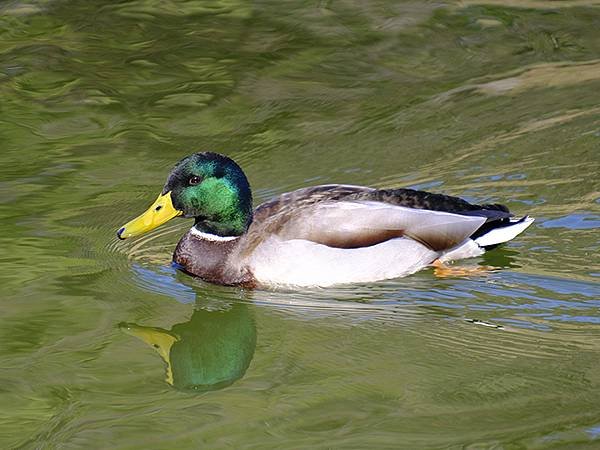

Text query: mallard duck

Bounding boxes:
[117,152,534,288]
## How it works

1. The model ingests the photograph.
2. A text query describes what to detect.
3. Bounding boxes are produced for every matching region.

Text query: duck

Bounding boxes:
[117,152,534,288]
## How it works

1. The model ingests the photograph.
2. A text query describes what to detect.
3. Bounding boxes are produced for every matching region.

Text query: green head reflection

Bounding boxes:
[120,302,256,392]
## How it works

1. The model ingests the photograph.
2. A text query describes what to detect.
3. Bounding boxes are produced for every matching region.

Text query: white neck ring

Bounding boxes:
[190,227,239,242]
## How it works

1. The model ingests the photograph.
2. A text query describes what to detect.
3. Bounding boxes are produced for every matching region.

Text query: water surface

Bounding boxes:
[1,0,599,448]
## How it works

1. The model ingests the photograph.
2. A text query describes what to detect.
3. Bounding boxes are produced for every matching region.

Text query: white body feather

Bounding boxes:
[438,239,485,263]
[248,235,439,287]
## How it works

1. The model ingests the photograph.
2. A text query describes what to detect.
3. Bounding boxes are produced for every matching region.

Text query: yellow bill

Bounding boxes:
[119,322,178,385]
[117,191,182,239]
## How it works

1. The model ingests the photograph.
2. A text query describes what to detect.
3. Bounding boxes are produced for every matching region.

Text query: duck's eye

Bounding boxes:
[189,176,202,186]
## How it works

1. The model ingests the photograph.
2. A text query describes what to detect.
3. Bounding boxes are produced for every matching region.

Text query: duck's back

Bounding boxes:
[252,184,511,222]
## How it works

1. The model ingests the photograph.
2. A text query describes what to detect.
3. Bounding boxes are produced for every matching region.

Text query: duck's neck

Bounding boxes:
[194,215,250,237]
[174,227,251,286]
[193,190,253,237]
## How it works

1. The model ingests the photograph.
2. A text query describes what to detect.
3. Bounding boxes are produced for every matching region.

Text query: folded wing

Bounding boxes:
[273,200,486,252]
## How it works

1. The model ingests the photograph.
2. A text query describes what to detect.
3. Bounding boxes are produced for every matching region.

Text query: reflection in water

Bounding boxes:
[120,301,256,392]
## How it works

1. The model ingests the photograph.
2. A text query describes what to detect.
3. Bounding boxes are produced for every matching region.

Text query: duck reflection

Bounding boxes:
[120,301,256,392]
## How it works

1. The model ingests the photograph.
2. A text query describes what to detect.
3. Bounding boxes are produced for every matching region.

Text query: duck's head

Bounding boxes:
[117,152,252,239]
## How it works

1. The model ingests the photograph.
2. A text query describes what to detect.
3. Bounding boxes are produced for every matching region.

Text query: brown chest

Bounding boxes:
[173,231,255,287]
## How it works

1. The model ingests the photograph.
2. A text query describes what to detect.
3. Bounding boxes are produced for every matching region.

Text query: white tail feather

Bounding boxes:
[474,217,534,247]
[439,239,484,262]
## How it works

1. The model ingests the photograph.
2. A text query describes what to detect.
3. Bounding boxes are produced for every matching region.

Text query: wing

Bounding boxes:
[253,184,512,224]
[242,198,486,255]
[275,201,486,251]
[240,184,510,257]
[242,184,376,253]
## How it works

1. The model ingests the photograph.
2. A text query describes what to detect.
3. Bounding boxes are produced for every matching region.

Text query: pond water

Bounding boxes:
[1,0,599,448]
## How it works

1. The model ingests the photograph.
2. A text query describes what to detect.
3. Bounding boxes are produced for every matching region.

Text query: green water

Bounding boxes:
[1,0,600,448]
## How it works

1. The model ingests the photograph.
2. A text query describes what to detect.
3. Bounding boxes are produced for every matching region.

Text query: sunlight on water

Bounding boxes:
[1,0,599,448]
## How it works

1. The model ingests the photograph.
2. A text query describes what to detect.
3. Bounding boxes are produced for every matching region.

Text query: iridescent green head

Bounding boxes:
[164,152,253,235]
[118,152,253,239]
